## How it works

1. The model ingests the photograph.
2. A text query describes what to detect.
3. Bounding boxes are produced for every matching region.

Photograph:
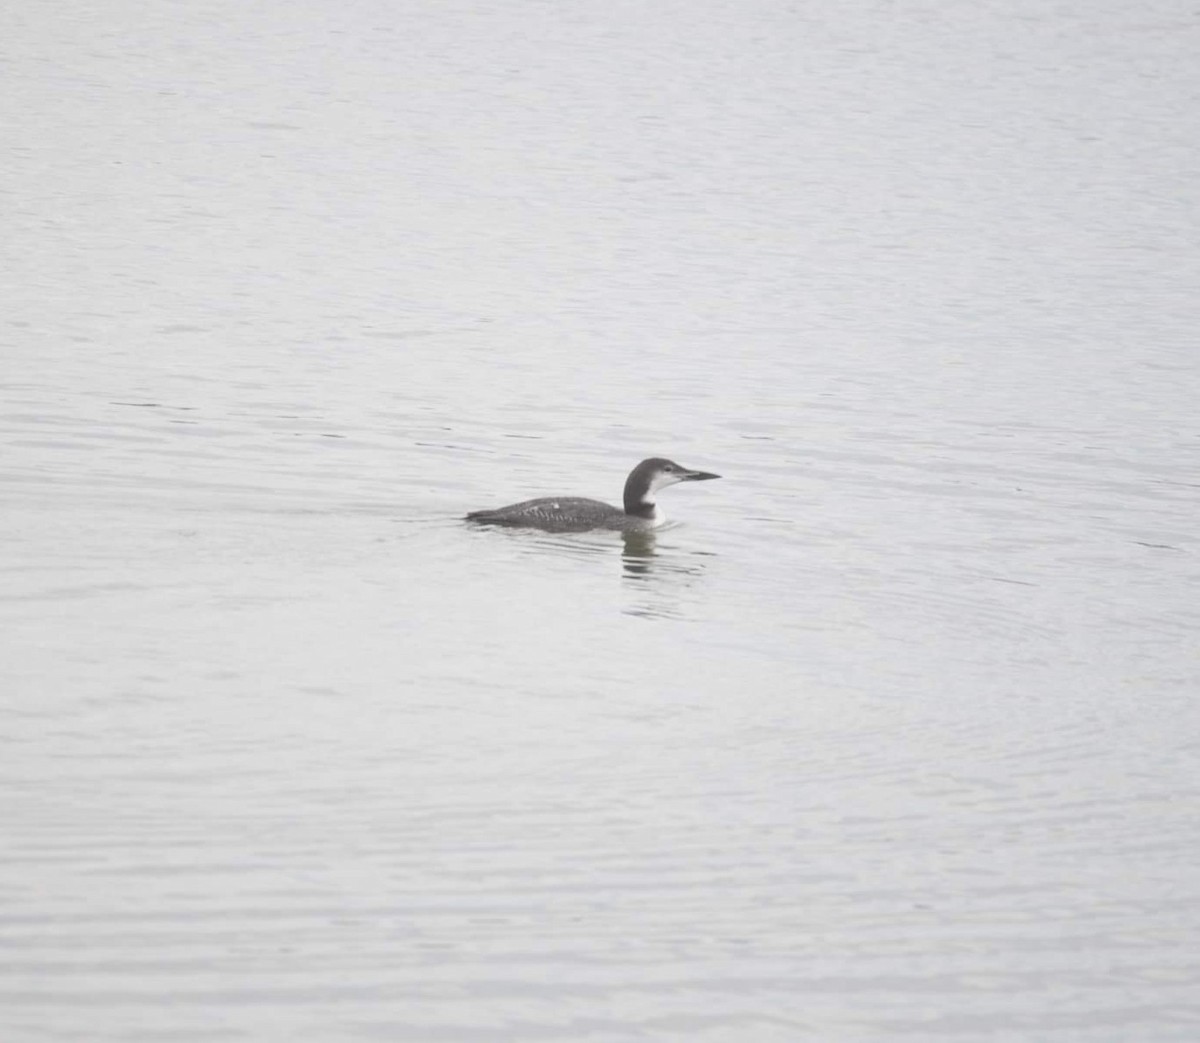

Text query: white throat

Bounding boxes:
[639,501,667,528]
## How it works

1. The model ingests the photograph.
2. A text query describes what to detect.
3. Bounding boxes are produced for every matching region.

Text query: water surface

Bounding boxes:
[3,1,1199,1040]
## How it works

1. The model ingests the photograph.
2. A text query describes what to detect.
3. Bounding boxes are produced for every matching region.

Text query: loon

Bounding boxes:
[465,457,720,533]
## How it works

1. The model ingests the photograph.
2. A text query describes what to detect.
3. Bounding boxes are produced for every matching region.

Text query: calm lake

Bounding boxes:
[3,1,1198,1040]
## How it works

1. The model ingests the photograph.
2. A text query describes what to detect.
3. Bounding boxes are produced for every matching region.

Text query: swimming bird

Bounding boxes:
[465,457,720,533]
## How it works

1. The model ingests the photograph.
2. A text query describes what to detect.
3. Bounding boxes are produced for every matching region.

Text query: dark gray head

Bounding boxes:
[623,457,720,517]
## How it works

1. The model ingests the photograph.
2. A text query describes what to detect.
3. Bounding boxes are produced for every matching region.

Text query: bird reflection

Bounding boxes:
[620,531,658,577]
[620,531,713,620]
[484,527,714,620]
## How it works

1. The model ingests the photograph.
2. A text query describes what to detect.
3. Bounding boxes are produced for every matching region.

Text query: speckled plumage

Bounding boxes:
[467,496,650,533]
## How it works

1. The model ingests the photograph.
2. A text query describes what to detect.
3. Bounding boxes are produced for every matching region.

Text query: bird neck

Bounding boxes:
[624,495,657,518]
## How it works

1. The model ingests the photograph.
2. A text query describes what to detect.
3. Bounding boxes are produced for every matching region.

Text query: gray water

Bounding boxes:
[3,1,1199,1040]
